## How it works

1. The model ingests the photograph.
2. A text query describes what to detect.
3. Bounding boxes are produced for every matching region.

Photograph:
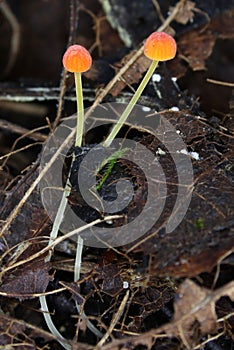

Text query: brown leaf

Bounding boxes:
[173,279,217,346]
[177,7,234,72]
[170,1,196,25]
[0,313,62,347]
[0,314,26,346]
[0,163,50,250]
[101,264,123,296]
[110,52,150,97]
[178,31,215,70]
[98,280,234,349]
[130,110,234,278]
[167,279,234,347]
[0,260,51,299]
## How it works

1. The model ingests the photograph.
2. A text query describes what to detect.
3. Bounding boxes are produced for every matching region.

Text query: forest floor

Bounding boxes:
[0,1,233,349]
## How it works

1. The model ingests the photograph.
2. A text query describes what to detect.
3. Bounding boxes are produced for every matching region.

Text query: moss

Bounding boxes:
[193,218,205,230]
[96,148,127,190]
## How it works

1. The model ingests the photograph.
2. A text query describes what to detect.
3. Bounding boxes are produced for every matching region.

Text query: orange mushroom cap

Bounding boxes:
[62,45,92,73]
[144,32,177,62]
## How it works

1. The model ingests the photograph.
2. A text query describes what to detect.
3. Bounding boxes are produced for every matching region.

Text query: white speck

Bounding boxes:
[156,147,166,156]
[176,130,181,134]
[142,106,151,112]
[170,106,179,112]
[171,77,177,82]
[152,73,161,82]
[177,149,200,160]
[106,220,113,225]
[123,281,129,289]
[190,152,200,160]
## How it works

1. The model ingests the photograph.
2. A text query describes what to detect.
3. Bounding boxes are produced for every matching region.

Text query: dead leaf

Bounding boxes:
[0,313,64,348]
[131,111,234,278]
[0,314,26,346]
[98,280,234,349]
[172,279,217,346]
[170,1,196,25]
[166,279,234,347]
[0,260,51,299]
[178,31,215,70]
[110,51,150,97]
[0,163,50,250]
[101,264,123,296]
[177,7,234,72]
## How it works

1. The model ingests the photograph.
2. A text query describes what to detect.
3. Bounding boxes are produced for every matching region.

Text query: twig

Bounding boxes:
[212,249,234,289]
[0,142,41,162]
[95,290,130,349]
[193,331,225,349]
[0,287,66,298]
[152,0,165,23]
[0,120,47,141]
[53,70,68,129]
[206,78,234,87]
[80,5,106,56]
[0,215,122,278]
[0,127,75,240]
[0,0,21,76]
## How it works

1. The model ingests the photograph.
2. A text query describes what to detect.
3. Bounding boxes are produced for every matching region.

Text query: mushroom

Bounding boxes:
[144,31,177,62]
[104,32,177,147]
[63,45,92,147]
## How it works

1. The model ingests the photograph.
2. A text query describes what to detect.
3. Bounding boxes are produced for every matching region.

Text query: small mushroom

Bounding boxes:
[144,31,177,62]
[104,32,177,147]
[63,45,92,147]
[63,44,92,73]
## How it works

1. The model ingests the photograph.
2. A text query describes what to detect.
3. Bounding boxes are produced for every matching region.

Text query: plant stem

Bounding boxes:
[40,70,103,347]
[40,295,71,350]
[103,60,158,147]
[74,72,84,147]
[46,184,71,262]
[74,235,83,281]
[74,71,102,337]
[74,72,84,287]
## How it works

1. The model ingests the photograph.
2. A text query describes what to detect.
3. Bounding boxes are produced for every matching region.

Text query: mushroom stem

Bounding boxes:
[74,72,84,147]
[103,59,158,147]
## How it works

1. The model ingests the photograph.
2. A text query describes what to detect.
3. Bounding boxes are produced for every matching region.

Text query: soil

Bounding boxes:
[0,1,233,349]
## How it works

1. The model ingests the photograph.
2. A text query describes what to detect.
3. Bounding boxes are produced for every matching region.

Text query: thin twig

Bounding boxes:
[0,287,66,298]
[0,0,21,76]
[80,5,106,56]
[206,78,234,87]
[0,215,122,279]
[152,0,165,23]
[95,290,130,349]
[0,127,75,240]
[0,120,47,142]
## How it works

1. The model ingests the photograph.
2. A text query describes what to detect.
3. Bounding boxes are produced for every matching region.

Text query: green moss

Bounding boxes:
[193,218,205,229]
[96,148,128,190]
